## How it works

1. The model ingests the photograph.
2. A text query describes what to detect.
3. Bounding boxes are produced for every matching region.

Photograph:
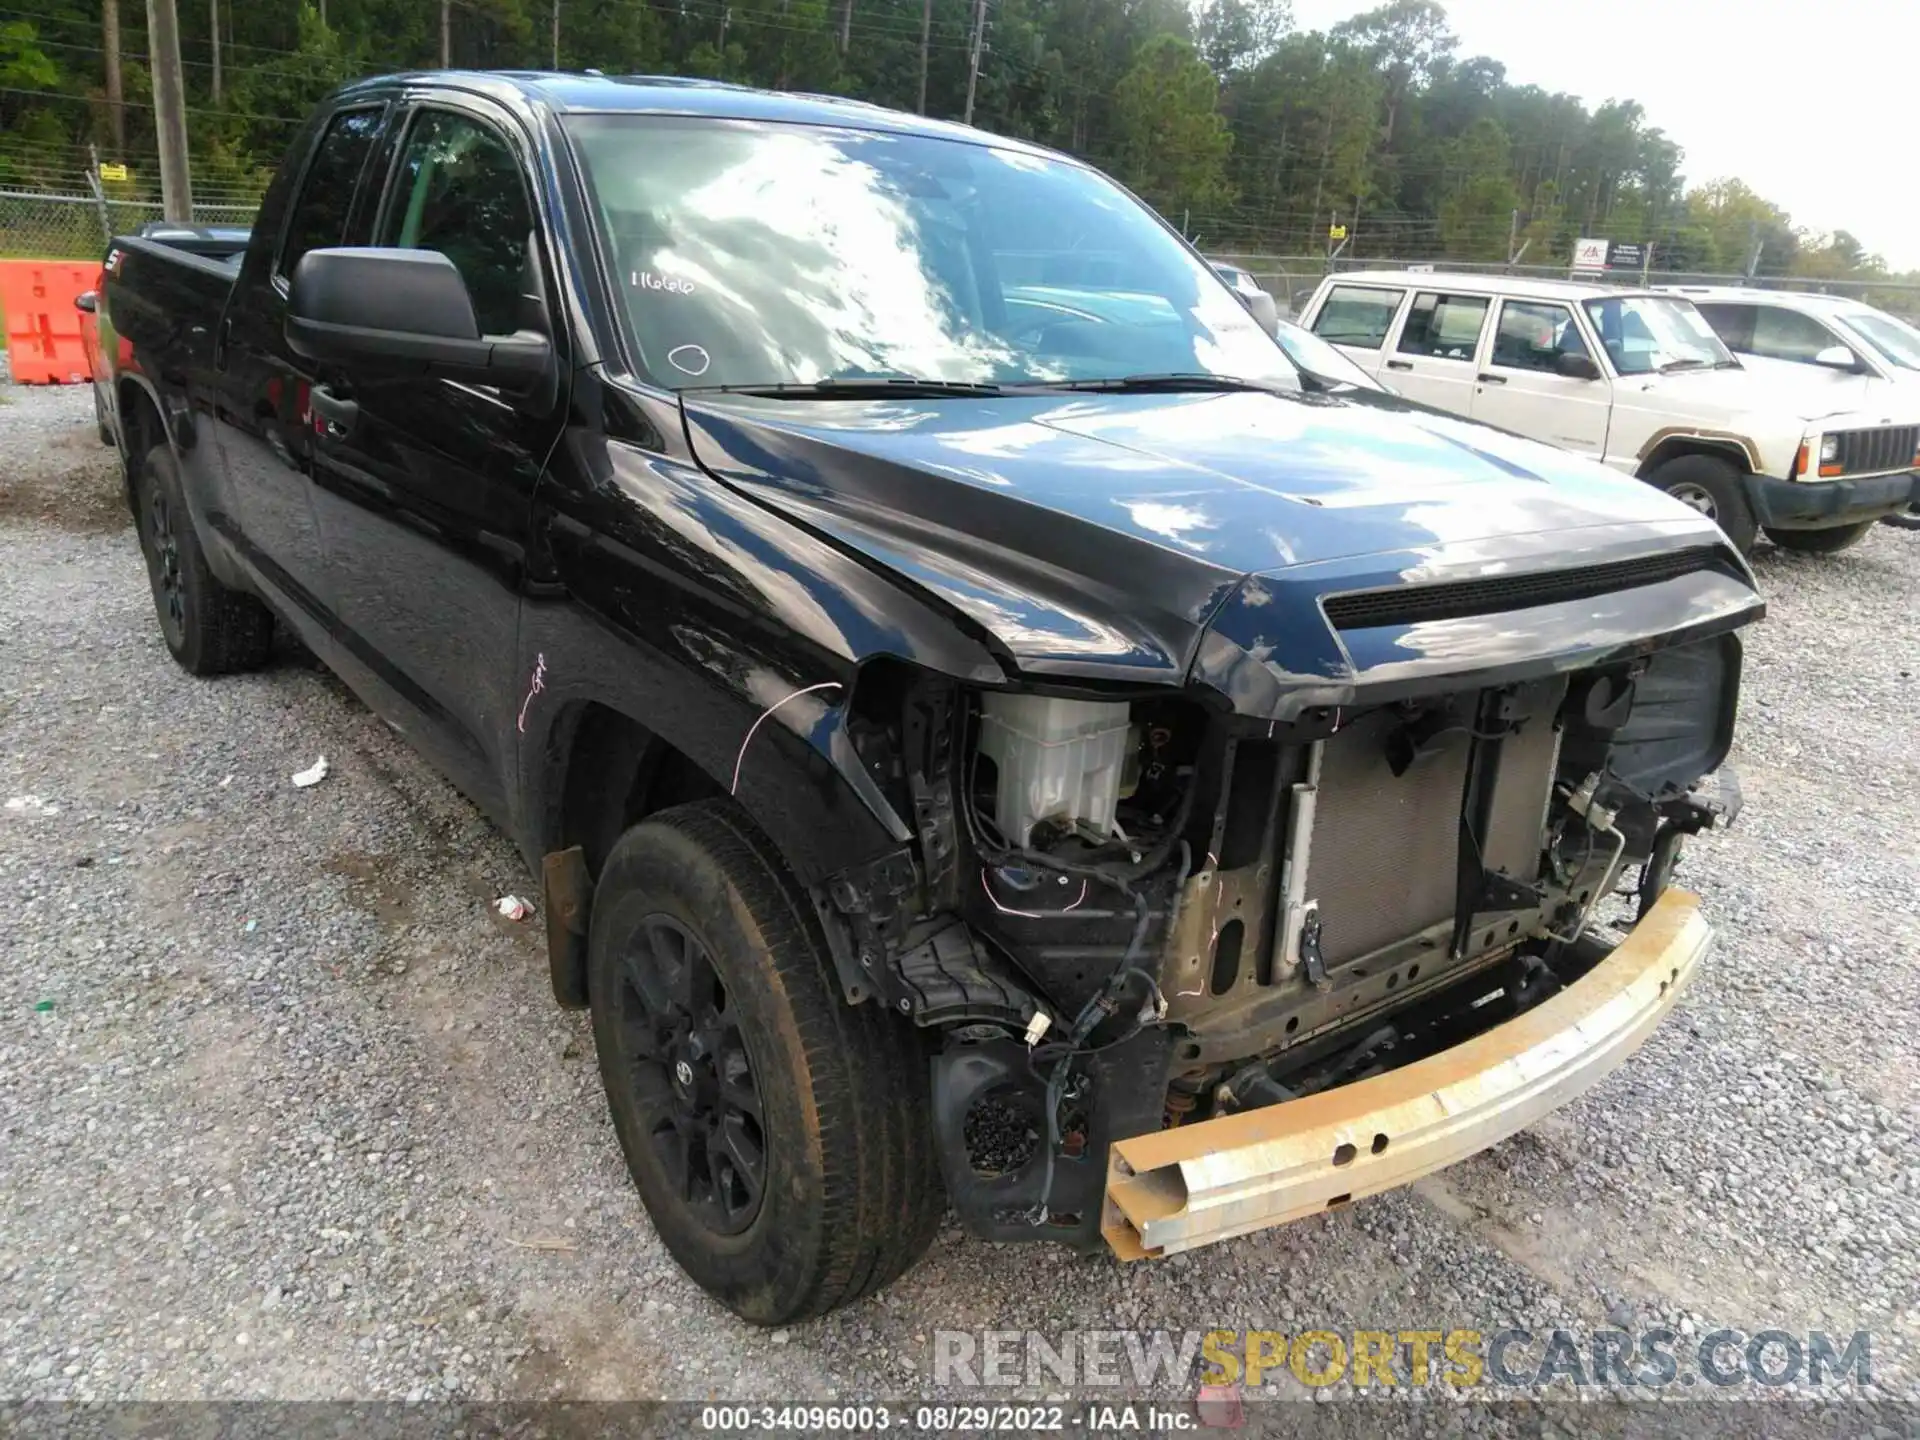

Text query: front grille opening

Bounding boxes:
[1321,547,1722,631]
[1836,424,1919,475]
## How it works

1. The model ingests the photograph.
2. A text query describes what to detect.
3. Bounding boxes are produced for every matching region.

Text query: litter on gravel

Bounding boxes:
[291,756,330,788]
[5,795,60,817]
[493,895,533,921]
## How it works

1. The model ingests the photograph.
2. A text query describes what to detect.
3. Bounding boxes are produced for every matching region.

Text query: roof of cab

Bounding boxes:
[1325,269,1652,302]
[332,69,1056,157]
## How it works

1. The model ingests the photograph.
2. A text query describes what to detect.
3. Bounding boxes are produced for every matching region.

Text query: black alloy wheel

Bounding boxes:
[614,914,766,1235]
[143,479,188,648]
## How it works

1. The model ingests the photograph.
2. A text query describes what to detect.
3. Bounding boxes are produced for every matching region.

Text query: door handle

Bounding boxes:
[1384,359,1413,371]
[309,384,359,440]
[1476,372,1507,384]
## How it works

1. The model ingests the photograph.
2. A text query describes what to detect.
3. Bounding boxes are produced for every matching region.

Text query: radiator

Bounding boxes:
[1303,708,1559,968]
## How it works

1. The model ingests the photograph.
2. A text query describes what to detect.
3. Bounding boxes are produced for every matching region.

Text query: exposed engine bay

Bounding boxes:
[826,629,1743,1249]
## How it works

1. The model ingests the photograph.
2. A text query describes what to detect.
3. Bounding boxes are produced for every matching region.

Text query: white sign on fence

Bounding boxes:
[1572,237,1610,271]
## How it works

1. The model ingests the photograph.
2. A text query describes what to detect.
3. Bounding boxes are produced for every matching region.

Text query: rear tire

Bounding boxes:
[1646,454,1757,554]
[133,444,275,675]
[588,799,944,1325]
[1763,521,1873,555]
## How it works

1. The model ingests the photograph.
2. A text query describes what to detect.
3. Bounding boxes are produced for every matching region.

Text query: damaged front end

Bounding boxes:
[814,539,1761,1260]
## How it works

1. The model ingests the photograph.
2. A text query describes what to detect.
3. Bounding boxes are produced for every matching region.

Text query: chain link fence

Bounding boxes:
[0,188,260,261]
[2,184,1914,325]
[1207,253,1920,323]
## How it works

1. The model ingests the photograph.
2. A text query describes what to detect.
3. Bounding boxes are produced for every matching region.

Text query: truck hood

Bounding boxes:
[680,385,1760,709]
[1733,352,1920,409]
[1613,362,1920,425]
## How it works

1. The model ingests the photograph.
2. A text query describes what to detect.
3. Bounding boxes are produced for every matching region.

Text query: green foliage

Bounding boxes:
[0,0,1905,291]
[1436,116,1515,260]
[1195,0,1290,78]
[0,21,60,90]
[1112,35,1233,220]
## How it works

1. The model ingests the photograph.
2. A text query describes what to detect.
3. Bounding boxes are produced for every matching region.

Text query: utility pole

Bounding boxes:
[1505,209,1518,267]
[102,0,126,155]
[146,0,192,221]
[1744,221,1763,281]
[551,0,560,68]
[915,0,931,113]
[440,0,451,67]
[209,0,221,106]
[962,0,986,126]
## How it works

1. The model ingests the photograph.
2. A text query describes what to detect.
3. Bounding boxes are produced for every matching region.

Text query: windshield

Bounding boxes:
[1582,295,1733,375]
[564,115,1297,391]
[1273,318,1383,390]
[1840,309,1920,372]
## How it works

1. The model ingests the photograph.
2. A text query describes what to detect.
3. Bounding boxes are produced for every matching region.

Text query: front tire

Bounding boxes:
[588,799,944,1325]
[1647,454,1757,554]
[1763,521,1873,554]
[133,444,275,675]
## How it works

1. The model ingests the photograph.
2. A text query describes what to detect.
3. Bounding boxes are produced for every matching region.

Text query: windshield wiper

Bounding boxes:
[686,377,1005,399]
[1656,358,1713,374]
[1016,372,1288,395]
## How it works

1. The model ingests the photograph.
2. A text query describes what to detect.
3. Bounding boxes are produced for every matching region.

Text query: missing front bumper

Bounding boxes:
[1102,888,1711,1260]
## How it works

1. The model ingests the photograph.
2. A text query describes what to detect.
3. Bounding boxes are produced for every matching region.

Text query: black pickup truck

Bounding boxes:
[98,72,1764,1325]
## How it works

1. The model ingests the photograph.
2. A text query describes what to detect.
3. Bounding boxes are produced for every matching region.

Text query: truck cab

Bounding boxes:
[1301,270,1920,554]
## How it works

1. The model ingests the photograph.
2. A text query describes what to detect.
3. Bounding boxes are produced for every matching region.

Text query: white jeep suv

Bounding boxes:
[1300,270,1920,554]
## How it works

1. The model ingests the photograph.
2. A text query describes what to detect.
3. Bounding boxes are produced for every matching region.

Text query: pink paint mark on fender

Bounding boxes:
[517,652,548,735]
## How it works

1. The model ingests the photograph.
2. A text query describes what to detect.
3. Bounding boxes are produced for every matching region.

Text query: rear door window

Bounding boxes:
[1311,285,1403,348]
[1396,292,1490,361]
[276,107,384,285]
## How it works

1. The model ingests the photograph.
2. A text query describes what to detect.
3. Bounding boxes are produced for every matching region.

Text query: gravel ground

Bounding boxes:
[2,370,1917,1421]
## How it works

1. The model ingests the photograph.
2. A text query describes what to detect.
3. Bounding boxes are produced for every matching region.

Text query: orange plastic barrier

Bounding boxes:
[0,260,99,384]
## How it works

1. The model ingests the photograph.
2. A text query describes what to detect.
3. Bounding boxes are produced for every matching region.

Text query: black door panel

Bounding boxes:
[214,103,387,647]
[309,103,565,823]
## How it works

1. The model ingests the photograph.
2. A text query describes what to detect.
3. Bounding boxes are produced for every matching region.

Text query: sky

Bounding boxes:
[1287,0,1920,270]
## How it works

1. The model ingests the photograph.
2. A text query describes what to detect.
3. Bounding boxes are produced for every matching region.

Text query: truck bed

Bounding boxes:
[103,234,242,390]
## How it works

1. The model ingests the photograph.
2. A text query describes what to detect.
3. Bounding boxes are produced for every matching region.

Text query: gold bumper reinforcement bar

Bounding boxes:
[1103,888,1711,1260]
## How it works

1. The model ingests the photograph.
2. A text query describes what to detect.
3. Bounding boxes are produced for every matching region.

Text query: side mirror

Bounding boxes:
[75,290,98,314]
[285,247,550,386]
[1554,351,1601,380]
[1813,344,1861,372]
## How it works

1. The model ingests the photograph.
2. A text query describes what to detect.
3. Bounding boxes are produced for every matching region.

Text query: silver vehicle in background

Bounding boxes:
[1212,261,1280,336]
